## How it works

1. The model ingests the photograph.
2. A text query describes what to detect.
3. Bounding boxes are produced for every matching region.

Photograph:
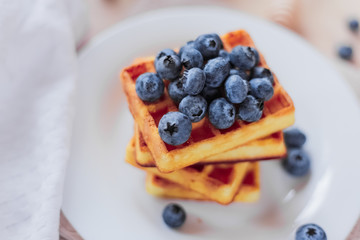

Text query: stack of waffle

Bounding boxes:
[121,30,295,205]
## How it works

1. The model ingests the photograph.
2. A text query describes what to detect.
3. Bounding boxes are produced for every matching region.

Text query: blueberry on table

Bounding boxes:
[249,78,274,101]
[296,223,327,240]
[155,54,182,80]
[180,47,203,69]
[203,57,230,88]
[201,85,221,102]
[179,40,196,57]
[135,73,164,102]
[155,48,177,65]
[252,67,274,84]
[338,45,353,60]
[162,203,186,229]
[229,68,249,80]
[182,68,206,95]
[284,128,307,148]
[194,34,221,59]
[179,95,207,122]
[168,79,188,103]
[158,112,192,146]
[209,98,235,129]
[349,19,359,32]
[237,95,263,122]
[230,46,257,70]
[282,148,310,177]
[224,75,248,104]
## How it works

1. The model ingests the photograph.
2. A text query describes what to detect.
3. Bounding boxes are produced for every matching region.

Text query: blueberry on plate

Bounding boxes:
[135,72,164,102]
[237,95,263,122]
[219,50,230,63]
[349,19,359,32]
[168,79,188,103]
[158,112,192,146]
[249,78,274,101]
[284,128,307,148]
[182,68,206,95]
[338,45,353,60]
[162,203,186,229]
[229,69,249,80]
[179,40,196,57]
[203,57,230,88]
[282,148,310,177]
[230,46,257,70]
[201,85,221,102]
[155,54,182,80]
[252,67,274,84]
[296,223,327,240]
[155,48,177,65]
[179,95,207,122]
[209,98,235,129]
[224,75,248,104]
[180,47,203,69]
[194,33,221,59]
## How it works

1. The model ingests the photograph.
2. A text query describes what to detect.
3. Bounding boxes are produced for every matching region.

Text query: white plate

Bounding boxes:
[62,6,360,240]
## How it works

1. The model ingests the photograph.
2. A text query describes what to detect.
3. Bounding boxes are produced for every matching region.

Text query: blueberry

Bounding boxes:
[338,45,353,60]
[181,47,203,69]
[135,73,164,102]
[237,95,263,122]
[282,149,310,177]
[253,48,260,66]
[179,40,196,57]
[224,75,248,104]
[168,79,188,103]
[249,78,274,101]
[209,33,223,49]
[284,128,307,148]
[155,48,177,65]
[204,57,230,88]
[209,98,235,129]
[179,95,207,122]
[230,46,257,70]
[296,223,327,240]
[194,34,221,59]
[201,85,221,102]
[219,50,230,63]
[182,68,206,95]
[162,203,186,229]
[252,67,274,84]
[156,54,182,80]
[349,19,359,32]
[158,112,192,146]
[229,69,249,80]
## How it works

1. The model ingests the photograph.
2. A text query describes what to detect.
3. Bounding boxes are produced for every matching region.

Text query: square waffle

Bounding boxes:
[121,29,295,173]
[145,162,260,203]
[134,123,286,167]
[126,138,250,205]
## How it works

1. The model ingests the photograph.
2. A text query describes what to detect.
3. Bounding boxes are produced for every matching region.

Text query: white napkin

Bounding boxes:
[0,0,87,239]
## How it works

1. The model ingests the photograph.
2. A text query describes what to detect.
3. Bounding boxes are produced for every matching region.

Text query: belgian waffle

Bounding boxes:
[134,123,286,167]
[121,29,295,173]
[126,138,250,205]
[145,162,260,203]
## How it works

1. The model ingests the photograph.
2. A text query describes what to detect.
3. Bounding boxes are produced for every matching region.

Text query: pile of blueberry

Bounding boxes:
[135,33,275,146]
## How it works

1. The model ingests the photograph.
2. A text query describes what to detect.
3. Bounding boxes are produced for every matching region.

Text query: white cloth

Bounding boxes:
[0,0,87,239]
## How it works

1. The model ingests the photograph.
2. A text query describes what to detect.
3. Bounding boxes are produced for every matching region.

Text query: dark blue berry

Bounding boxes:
[181,47,203,69]
[338,46,353,60]
[209,98,235,129]
[252,67,274,84]
[158,112,192,146]
[349,19,359,32]
[155,48,177,65]
[194,34,221,59]
[219,50,230,63]
[284,128,307,148]
[230,46,257,70]
[229,69,249,80]
[179,41,196,57]
[249,78,274,101]
[162,203,186,229]
[296,223,327,240]
[209,33,223,49]
[237,95,263,122]
[155,54,182,80]
[179,95,207,122]
[282,149,310,177]
[135,73,164,102]
[203,57,230,88]
[182,68,206,95]
[224,75,248,104]
[253,48,260,66]
[168,79,188,103]
[201,85,221,102]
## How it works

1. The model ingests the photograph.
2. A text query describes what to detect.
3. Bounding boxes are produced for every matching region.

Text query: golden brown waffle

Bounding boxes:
[126,138,250,205]
[145,162,260,203]
[121,29,295,173]
[134,123,286,167]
